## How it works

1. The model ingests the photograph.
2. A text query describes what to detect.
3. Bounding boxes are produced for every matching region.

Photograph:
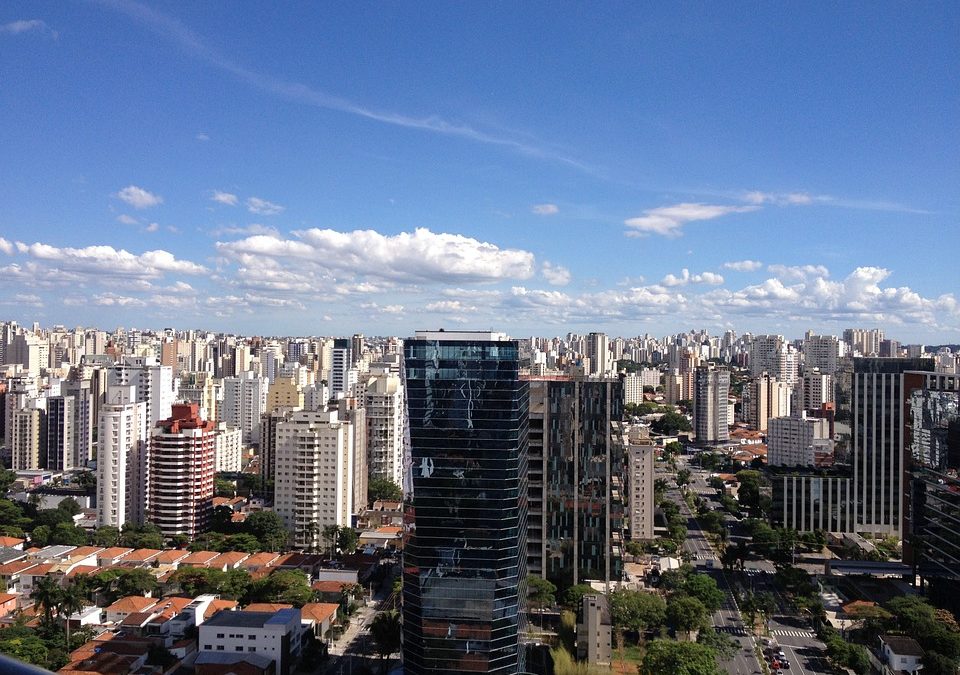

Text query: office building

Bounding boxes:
[198,608,302,675]
[43,395,74,471]
[904,372,959,599]
[694,365,729,444]
[851,358,934,536]
[402,331,528,675]
[149,403,217,539]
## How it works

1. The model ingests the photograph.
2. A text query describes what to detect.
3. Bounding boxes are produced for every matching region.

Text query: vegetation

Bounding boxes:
[651,411,692,436]
[640,639,724,675]
[369,610,401,672]
[368,477,403,504]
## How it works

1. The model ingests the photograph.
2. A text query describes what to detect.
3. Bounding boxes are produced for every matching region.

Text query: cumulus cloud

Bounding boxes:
[116,214,139,225]
[768,264,830,281]
[211,223,279,237]
[196,133,210,141]
[624,203,758,237]
[532,203,559,215]
[16,241,207,277]
[723,260,763,272]
[426,300,474,313]
[216,227,535,283]
[661,269,725,287]
[246,197,284,215]
[116,185,163,209]
[542,261,571,286]
[145,222,160,233]
[211,191,239,206]
[0,238,13,255]
[1,19,57,38]
[743,191,813,206]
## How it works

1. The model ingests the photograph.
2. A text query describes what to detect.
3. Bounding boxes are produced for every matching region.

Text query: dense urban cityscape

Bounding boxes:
[0,324,956,674]
[3,2,959,674]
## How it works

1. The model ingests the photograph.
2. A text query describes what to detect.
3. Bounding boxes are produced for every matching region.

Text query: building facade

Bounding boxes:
[97,386,148,527]
[694,365,729,444]
[402,331,528,675]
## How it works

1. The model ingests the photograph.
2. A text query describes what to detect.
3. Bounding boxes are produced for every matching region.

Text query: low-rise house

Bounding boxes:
[300,602,339,639]
[18,563,55,596]
[154,549,191,568]
[209,551,250,571]
[0,592,18,618]
[104,595,158,624]
[0,537,25,550]
[96,547,134,567]
[878,634,924,675]
[194,651,275,675]
[239,552,282,572]
[358,526,402,550]
[118,548,163,567]
[179,550,221,568]
[0,560,41,593]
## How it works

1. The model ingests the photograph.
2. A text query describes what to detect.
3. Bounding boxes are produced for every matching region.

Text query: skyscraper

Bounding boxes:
[402,331,528,675]
[851,357,933,536]
[694,365,729,444]
[97,385,148,528]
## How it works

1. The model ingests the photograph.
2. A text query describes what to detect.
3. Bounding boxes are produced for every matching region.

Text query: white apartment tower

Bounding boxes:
[221,371,268,444]
[587,332,610,376]
[744,373,792,432]
[768,413,832,468]
[364,371,405,486]
[108,356,175,431]
[627,436,655,540]
[274,409,355,550]
[694,365,730,443]
[97,385,149,528]
[795,369,833,413]
[803,334,842,374]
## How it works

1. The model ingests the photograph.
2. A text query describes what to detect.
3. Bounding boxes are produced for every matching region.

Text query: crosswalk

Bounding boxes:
[715,625,748,636]
[770,629,815,637]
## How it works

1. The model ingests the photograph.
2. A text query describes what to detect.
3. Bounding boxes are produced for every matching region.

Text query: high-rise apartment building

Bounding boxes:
[63,379,93,468]
[330,338,352,400]
[803,334,842,374]
[43,396,74,471]
[11,407,42,470]
[525,376,624,590]
[222,372,268,444]
[587,332,609,376]
[402,331,528,675]
[364,372,405,486]
[767,413,832,468]
[626,427,655,541]
[149,403,217,540]
[97,385,148,528]
[694,365,729,444]
[273,409,355,550]
[108,357,175,431]
[743,373,792,432]
[795,369,833,414]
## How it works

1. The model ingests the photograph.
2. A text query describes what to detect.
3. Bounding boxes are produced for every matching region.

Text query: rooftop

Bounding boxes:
[204,608,299,628]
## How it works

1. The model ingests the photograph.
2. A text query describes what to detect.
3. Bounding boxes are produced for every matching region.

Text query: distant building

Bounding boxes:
[363,371,405,486]
[768,413,832,468]
[627,430,655,541]
[97,385,149,528]
[222,372,268,445]
[694,365,729,444]
[743,373,791,432]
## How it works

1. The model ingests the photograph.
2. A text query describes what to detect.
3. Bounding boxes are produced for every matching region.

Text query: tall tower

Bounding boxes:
[586,332,609,376]
[97,385,148,527]
[149,403,216,540]
[402,331,528,675]
[694,365,730,444]
[852,357,934,536]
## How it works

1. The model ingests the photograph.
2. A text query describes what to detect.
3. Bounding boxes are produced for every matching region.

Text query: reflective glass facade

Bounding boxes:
[402,336,528,674]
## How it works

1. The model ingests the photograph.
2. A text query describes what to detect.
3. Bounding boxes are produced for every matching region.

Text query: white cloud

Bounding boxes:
[211,223,279,237]
[246,197,284,215]
[116,185,163,209]
[661,269,724,287]
[93,293,146,307]
[1,19,57,38]
[0,238,13,255]
[211,191,239,206]
[624,203,758,237]
[217,227,535,284]
[0,293,42,307]
[116,214,139,225]
[17,241,207,278]
[145,222,160,233]
[532,203,559,215]
[425,300,477,313]
[723,260,763,272]
[768,264,830,281]
[196,133,210,141]
[743,191,813,206]
[542,261,571,286]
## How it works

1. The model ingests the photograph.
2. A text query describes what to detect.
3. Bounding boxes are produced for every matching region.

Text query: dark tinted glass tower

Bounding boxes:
[402,331,528,674]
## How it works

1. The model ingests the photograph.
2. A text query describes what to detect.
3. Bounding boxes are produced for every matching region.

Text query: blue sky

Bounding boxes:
[1,1,958,341]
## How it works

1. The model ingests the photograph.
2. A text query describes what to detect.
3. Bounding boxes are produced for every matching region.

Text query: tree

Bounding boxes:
[322,524,341,558]
[666,595,708,634]
[664,441,684,457]
[651,411,692,436]
[0,467,18,496]
[30,525,51,547]
[527,576,557,630]
[215,477,237,498]
[50,522,87,546]
[560,584,595,610]
[696,627,737,659]
[0,633,49,667]
[369,610,401,672]
[74,471,96,491]
[735,470,763,514]
[676,468,691,489]
[210,505,236,534]
[610,589,666,641]
[680,574,725,612]
[119,523,164,549]
[31,576,61,628]
[225,533,262,553]
[641,639,723,675]
[247,570,312,607]
[244,511,288,552]
[90,526,120,547]
[337,527,360,556]
[59,583,86,648]
[116,568,158,598]
[368,478,402,504]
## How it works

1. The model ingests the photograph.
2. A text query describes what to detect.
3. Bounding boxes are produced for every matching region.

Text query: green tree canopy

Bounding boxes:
[368,478,403,504]
[641,639,723,675]
[90,526,120,548]
[560,584,596,610]
[652,412,692,436]
[527,575,557,610]
[610,589,666,638]
[247,570,312,607]
[244,511,288,552]
[337,527,360,555]
[119,523,164,549]
[370,610,402,664]
[666,595,708,633]
[679,574,725,612]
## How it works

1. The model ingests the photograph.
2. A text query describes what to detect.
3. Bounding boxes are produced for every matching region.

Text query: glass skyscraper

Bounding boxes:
[402,331,528,674]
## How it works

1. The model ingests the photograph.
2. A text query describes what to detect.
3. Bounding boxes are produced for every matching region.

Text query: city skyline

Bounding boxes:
[1,3,958,341]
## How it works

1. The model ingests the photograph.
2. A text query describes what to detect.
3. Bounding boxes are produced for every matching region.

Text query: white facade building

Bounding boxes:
[274,410,355,550]
[364,372,405,486]
[627,439,655,540]
[97,385,149,527]
[767,413,832,468]
[215,423,244,473]
[221,372,268,445]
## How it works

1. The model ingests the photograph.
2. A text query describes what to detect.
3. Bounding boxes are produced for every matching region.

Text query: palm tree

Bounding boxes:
[60,583,86,649]
[369,611,401,674]
[30,576,62,628]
